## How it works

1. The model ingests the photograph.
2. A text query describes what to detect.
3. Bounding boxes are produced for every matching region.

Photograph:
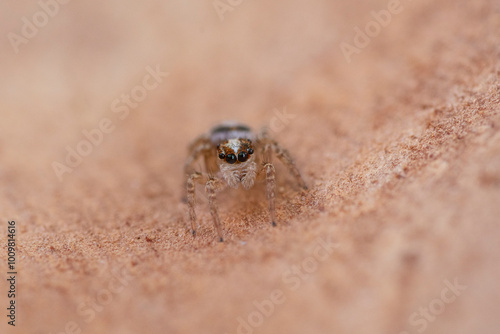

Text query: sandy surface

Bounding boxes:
[1,1,500,333]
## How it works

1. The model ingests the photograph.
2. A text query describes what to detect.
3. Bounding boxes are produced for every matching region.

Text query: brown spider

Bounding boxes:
[184,121,307,242]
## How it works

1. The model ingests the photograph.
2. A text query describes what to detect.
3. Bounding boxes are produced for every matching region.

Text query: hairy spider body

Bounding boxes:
[184,121,307,242]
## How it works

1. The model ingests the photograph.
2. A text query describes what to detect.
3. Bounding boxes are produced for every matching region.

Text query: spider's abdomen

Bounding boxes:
[209,121,255,144]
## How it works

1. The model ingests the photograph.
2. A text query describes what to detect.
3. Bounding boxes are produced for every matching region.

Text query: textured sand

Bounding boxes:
[1,1,499,333]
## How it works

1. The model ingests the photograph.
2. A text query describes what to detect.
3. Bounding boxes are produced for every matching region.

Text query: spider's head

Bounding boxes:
[217,139,254,165]
[217,138,256,189]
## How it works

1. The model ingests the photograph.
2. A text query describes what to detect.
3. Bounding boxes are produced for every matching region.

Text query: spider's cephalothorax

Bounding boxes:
[184,121,307,242]
[217,137,257,190]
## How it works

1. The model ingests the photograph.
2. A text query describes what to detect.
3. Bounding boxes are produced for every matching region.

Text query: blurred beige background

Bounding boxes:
[0,0,499,333]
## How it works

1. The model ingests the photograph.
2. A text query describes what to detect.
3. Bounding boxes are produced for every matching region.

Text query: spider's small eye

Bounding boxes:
[248,148,254,155]
[238,151,249,162]
[218,152,225,159]
[225,154,237,164]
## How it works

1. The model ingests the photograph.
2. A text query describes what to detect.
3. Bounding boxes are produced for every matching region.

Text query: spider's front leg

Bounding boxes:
[264,162,277,227]
[258,133,307,228]
[187,172,226,241]
[186,172,202,236]
[257,130,307,190]
[183,136,212,203]
[206,178,224,242]
[260,139,277,227]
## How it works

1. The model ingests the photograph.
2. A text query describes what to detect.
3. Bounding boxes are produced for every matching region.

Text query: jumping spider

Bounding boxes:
[184,121,307,242]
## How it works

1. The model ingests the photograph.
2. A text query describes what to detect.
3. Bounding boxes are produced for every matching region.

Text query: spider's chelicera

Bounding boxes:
[184,121,307,242]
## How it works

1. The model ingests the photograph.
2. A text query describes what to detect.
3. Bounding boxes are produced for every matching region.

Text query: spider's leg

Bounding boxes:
[184,135,212,175]
[206,178,224,242]
[182,136,212,203]
[186,172,202,236]
[257,129,307,190]
[271,141,307,190]
[260,139,277,227]
[264,162,277,227]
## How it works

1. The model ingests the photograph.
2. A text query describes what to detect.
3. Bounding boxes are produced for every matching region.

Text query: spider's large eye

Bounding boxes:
[238,151,249,162]
[225,154,237,164]
[219,152,225,159]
